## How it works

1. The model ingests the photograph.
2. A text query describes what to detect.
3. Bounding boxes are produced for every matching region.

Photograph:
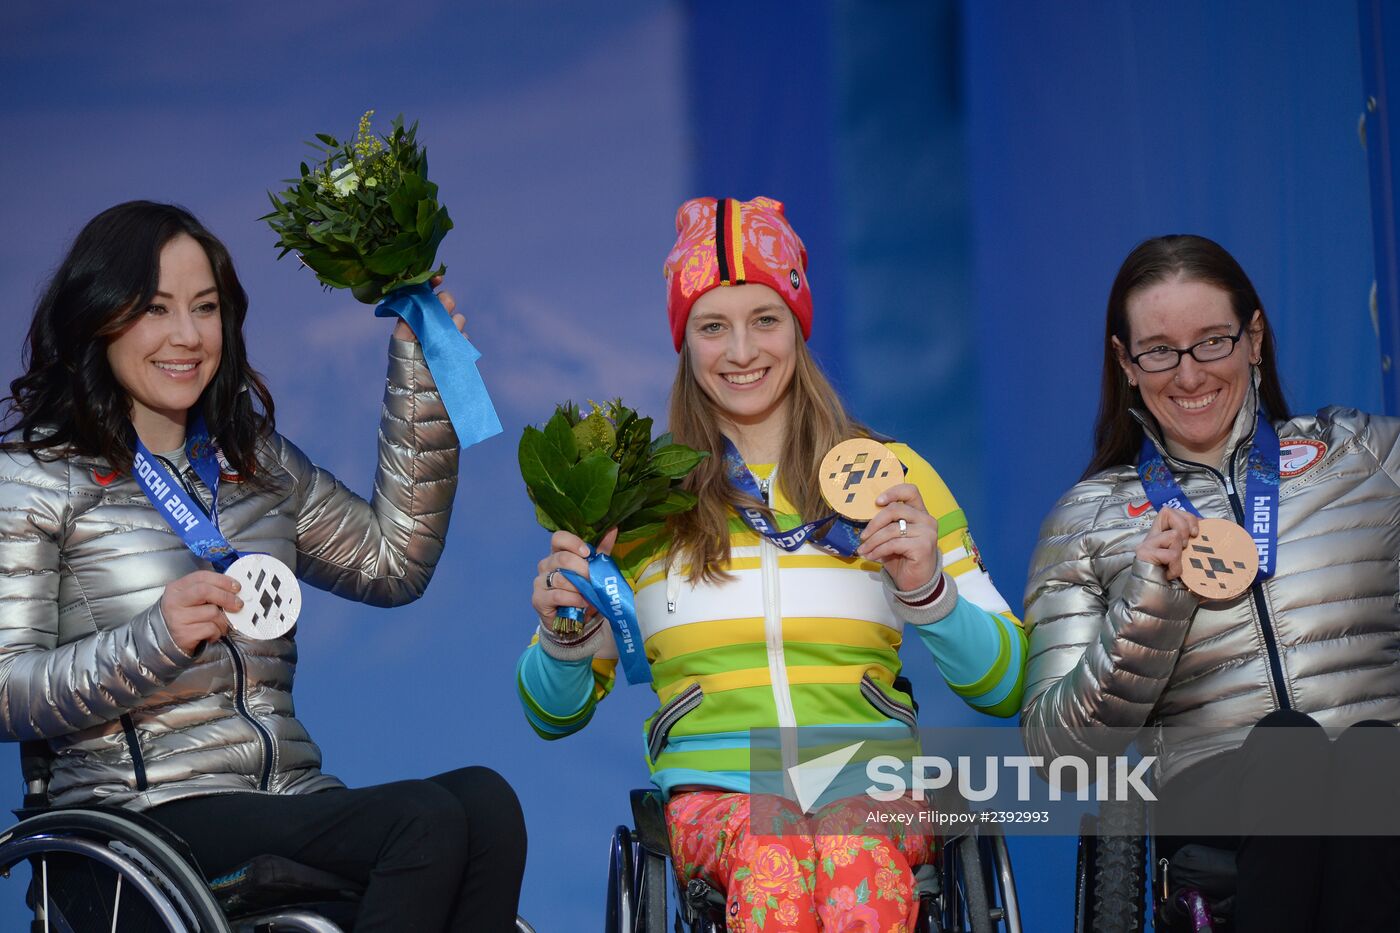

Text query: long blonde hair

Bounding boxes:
[665,336,870,583]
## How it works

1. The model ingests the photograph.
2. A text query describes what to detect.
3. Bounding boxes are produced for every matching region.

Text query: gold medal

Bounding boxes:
[1179,517,1259,601]
[818,438,905,522]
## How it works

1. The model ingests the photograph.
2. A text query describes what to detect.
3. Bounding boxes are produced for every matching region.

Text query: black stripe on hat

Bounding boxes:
[715,198,731,284]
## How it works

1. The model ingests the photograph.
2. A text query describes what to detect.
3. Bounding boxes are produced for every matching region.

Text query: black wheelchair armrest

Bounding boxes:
[211,853,362,917]
[629,788,672,859]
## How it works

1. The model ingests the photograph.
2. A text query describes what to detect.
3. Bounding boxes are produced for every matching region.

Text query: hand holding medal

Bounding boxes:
[1178,518,1260,600]
[818,439,941,591]
[134,417,302,647]
[1134,413,1280,600]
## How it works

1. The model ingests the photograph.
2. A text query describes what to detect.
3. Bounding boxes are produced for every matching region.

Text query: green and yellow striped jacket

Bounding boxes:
[517,443,1026,795]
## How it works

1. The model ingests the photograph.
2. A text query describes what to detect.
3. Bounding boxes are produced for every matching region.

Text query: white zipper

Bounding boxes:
[759,468,798,735]
[666,558,680,613]
[762,536,797,730]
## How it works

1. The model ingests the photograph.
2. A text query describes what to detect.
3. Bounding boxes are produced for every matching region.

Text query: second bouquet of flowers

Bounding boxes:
[263,110,500,447]
[519,400,707,684]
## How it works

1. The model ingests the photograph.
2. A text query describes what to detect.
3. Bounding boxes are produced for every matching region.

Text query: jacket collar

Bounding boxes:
[1129,371,1261,472]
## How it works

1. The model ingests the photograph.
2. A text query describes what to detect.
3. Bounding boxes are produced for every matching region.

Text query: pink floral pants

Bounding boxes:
[665,790,937,933]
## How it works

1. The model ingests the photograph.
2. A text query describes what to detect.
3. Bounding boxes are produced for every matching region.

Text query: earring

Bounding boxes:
[1127,378,1137,388]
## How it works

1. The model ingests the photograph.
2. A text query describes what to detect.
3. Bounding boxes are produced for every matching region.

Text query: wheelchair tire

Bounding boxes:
[1073,814,1096,933]
[1089,797,1146,933]
[953,834,995,933]
[0,808,231,932]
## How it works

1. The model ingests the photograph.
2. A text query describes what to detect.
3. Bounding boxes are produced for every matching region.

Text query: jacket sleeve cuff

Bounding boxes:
[883,569,960,625]
[136,602,197,679]
[1123,559,1199,617]
[536,620,609,662]
[387,333,426,363]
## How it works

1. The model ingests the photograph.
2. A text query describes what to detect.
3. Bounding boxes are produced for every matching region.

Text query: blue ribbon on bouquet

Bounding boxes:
[557,546,651,687]
[375,283,502,448]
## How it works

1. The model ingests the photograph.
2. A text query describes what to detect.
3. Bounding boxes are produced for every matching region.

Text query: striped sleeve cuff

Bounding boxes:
[516,642,598,740]
[883,569,959,625]
[909,599,1027,718]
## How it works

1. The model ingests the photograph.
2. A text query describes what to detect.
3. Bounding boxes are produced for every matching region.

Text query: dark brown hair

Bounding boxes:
[1,201,275,478]
[1084,234,1290,478]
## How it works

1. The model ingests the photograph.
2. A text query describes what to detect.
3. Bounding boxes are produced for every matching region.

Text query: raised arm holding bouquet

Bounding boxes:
[264,110,501,447]
[0,201,524,931]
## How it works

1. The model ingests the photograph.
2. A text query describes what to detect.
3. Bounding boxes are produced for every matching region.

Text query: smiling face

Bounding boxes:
[684,283,799,445]
[1115,276,1262,465]
[105,234,224,450]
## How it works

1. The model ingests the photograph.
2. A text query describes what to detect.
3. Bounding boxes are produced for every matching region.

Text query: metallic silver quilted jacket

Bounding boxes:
[1021,400,1400,784]
[0,338,459,810]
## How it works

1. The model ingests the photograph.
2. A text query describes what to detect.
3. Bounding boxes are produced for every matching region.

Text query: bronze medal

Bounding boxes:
[1179,517,1259,601]
[818,438,905,522]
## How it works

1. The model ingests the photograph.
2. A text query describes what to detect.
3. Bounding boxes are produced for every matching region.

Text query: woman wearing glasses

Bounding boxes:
[1020,235,1400,932]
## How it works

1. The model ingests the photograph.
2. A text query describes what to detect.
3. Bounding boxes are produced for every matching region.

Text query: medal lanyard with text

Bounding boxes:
[1136,413,1281,578]
[131,414,239,572]
[723,439,863,557]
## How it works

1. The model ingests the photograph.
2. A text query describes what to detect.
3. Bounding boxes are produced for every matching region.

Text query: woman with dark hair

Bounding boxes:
[520,197,1026,931]
[1021,234,1400,931]
[0,200,525,931]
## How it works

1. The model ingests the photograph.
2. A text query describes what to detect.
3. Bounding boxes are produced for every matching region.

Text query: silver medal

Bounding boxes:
[224,553,301,640]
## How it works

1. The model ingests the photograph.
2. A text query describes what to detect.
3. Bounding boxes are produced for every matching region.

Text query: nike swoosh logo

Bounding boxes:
[1127,501,1152,517]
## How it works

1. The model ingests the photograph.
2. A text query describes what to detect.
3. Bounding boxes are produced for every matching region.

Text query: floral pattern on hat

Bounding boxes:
[664,195,814,351]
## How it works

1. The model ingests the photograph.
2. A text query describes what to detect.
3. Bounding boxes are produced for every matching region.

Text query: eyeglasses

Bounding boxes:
[1128,323,1247,373]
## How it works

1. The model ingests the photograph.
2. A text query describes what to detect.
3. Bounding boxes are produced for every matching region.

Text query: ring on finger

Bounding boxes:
[898,518,908,537]
[545,569,559,589]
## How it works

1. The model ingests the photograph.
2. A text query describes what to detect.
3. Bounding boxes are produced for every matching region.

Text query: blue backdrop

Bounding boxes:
[0,1,1386,930]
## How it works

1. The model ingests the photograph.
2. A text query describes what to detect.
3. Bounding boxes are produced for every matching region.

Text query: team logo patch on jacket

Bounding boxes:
[962,530,987,572]
[1279,439,1326,478]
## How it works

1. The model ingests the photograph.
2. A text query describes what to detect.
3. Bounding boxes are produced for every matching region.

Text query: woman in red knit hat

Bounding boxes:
[520,196,1024,931]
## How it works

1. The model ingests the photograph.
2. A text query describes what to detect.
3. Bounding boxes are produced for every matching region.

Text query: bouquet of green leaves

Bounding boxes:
[520,400,707,636]
[521,400,707,547]
[262,110,452,304]
[261,111,500,448]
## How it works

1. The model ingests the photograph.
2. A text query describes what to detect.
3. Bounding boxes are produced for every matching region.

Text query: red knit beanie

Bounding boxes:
[662,196,813,351]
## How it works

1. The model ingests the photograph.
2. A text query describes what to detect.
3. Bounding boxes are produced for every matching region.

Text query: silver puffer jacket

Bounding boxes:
[0,338,458,810]
[1021,392,1400,783]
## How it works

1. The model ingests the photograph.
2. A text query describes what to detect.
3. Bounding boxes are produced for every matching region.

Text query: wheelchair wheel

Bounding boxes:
[605,824,637,933]
[1077,797,1147,933]
[0,808,231,932]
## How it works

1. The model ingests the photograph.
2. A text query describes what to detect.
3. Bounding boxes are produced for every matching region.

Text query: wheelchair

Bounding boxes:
[0,740,537,933]
[607,788,1022,933]
[1074,794,1235,933]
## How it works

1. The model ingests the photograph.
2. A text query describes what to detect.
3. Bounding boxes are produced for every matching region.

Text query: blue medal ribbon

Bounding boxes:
[131,415,239,572]
[723,440,863,557]
[375,283,503,449]
[1137,413,1280,578]
[557,548,650,687]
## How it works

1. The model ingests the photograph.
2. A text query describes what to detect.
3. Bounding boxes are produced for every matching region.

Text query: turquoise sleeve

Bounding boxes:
[515,643,598,739]
[909,597,1027,718]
